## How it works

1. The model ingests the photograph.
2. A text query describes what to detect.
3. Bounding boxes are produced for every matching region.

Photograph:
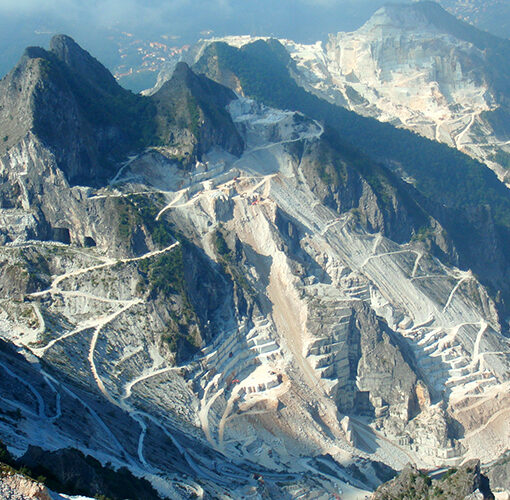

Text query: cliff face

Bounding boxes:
[0,35,509,499]
[286,2,510,184]
[483,452,510,494]
[191,36,510,319]
[0,37,143,186]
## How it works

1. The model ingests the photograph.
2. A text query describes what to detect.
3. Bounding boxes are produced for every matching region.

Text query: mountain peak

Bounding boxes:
[166,61,200,89]
[363,1,508,51]
[49,33,94,69]
[158,59,237,109]
[49,33,120,95]
[362,2,452,33]
[172,61,193,77]
[49,33,80,55]
[152,62,244,161]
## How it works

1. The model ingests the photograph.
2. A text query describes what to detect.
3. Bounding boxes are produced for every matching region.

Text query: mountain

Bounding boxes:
[191,37,510,316]
[0,34,509,499]
[287,1,510,185]
[440,0,510,39]
[150,2,510,183]
[0,34,241,187]
[372,460,494,499]
[296,1,510,181]
[151,61,243,164]
[145,4,510,317]
[0,35,156,187]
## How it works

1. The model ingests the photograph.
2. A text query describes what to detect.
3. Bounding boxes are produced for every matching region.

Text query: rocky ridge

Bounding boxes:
[372,459,494,500]
[150,2,510,185]
[0,35,509,499]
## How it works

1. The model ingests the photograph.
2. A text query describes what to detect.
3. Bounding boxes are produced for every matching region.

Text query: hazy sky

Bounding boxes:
[0,0,399,39]
[0,0,406,81]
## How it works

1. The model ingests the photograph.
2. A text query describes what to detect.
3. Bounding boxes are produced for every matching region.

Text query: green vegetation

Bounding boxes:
[160,312,199,355]
[51,55,158,151]
[212,228,254,295]
[411,225,435,243]
[116,201,136,241]
[482,108,510,140]
[111,194,202,356]
[195,40,510,229]
[187,96,202,138]
[0,441,14,466]
[137,241,200,355]
[441,468,458,480]
[150,61,243,168]
[490,149,510,169]
[213,229,231,257]
[315,142,345,186]
[128,194,174,247]
[139,245,185,298]
[374,461,490,500]
[115,194,174,247]
[0,443,47,489]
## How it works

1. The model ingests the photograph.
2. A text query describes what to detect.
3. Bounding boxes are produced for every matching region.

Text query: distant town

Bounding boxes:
[111,31,191,90]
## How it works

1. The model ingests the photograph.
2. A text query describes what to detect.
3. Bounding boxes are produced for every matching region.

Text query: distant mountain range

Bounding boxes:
[0,0,509,96]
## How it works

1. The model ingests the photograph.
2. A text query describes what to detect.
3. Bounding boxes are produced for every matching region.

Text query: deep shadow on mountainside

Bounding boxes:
[192,35,510,320]
[0,33,509,497]
[0,34,243,186]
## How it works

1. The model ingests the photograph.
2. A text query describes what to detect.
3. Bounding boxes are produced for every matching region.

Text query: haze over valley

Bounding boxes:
[0,2,509,499]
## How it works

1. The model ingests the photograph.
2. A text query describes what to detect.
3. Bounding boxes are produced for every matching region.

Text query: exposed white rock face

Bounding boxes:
[280,5,510,182]
[0,472,94,500]
[170,5,509,183]
[0,97,509,498]
[0,473,52,500]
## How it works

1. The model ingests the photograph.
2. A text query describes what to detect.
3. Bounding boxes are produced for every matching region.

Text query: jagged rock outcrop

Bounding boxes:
[372,460,494,499]
[483,452,510,495]
[0,37,145,186]
[296,130,447,247]
[151,61,243,165]
[0,35,509,499]
[0,473,53,500]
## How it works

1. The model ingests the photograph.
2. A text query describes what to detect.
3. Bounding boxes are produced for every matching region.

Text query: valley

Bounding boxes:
[0,7,509,497]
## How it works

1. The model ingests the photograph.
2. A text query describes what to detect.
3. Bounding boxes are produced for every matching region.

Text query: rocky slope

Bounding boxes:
[150,2,510,185]
[0,35,509,499]
[285,1,510,184]
[190,37,510,322]
[372,460,494,500]
[0,473,54,500]
[0,452,96,500]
